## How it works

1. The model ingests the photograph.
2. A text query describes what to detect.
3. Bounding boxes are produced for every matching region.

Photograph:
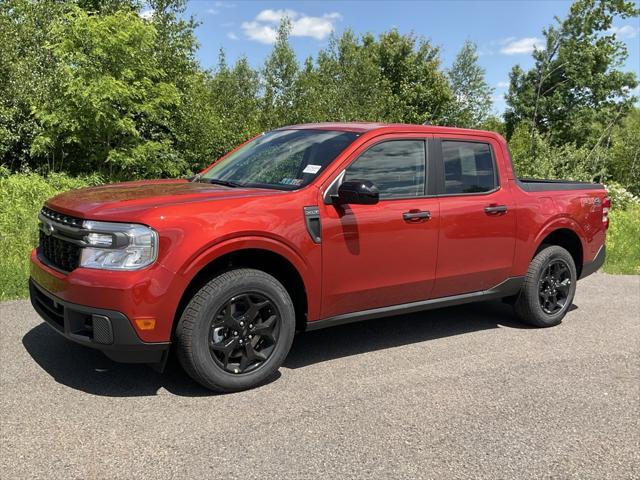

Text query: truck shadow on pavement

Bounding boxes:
[22,300,575,398]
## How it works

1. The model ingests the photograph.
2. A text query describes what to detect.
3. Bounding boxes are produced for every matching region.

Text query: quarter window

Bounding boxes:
[442,141,496,194]
[344,140,426,199]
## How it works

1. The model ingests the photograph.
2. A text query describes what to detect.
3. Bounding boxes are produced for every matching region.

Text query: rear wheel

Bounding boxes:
[514,245,577,327]
[176,268,295,392]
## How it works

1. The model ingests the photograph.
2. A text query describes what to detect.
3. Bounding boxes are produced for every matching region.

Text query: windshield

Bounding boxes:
[200,129,359,190]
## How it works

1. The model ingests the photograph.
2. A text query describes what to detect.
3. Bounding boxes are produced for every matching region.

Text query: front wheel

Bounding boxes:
[514,245,577,327]
[176,268,296,392]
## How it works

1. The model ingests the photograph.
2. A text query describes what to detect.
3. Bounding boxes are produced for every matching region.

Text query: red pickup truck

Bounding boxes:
[30,123,609,391]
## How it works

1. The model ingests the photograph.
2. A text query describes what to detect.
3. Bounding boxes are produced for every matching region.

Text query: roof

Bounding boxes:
[279,122,388,133]
[279,122,500,138]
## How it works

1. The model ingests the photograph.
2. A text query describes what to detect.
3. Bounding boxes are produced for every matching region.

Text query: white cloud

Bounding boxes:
[500,37,543,55]
[241,21,278,44]
[227,31,239,40]
[500,37,542,55]
[607,25,638,39]
[214,1,236,8]
[139,9,154,20]
[292,13,342,40]
[241,9,342,44]
[256,9,298,23]
[496,81,510,88]
[207,8,219,15]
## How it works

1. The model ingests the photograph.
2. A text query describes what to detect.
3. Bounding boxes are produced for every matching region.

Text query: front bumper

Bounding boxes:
[29,279,170,364]
[30,249,183,342]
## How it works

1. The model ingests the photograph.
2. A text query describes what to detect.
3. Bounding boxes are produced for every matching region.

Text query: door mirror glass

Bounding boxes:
[336,180,380,205]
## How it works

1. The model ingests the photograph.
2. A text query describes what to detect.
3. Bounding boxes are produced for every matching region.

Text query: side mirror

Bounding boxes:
[335,179,379,205]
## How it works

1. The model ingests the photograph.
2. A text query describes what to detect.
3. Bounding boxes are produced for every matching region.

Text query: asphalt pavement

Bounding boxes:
[1,273,638,479]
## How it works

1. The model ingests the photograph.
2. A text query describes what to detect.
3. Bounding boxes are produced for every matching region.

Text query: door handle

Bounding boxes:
[403,210,431,222]
[484,204,508,215]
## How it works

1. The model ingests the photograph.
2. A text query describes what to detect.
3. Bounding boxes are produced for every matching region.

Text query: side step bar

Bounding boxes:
[306,277,524,331]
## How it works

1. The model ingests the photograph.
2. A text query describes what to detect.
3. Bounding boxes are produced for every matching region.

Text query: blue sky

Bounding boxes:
[176,1,639,113]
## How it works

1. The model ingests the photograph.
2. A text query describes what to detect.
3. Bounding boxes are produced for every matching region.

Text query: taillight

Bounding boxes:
[602,196,611,229]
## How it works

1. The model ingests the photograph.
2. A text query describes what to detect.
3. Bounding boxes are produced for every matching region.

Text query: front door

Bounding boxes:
[319,137,440,319]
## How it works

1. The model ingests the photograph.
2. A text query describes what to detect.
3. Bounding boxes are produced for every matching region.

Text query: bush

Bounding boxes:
[604,182,640,210]
[509,123,595,181]
[0,171,102,300]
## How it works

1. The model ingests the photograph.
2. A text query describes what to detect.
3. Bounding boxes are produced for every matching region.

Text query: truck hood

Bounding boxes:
[46,179,285,219]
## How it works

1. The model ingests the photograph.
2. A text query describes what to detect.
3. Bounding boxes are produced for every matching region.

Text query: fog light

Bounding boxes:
[135,318,156,330]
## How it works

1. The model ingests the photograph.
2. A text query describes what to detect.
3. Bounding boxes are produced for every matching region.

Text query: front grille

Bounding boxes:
[38,205,84,272]
[39,230,81,272]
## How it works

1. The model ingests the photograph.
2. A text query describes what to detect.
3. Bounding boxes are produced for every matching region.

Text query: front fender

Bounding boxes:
[176,234,321,321]
[181,234,311,279]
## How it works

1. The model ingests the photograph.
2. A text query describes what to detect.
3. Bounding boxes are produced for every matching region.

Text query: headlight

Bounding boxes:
[79,221,158,270]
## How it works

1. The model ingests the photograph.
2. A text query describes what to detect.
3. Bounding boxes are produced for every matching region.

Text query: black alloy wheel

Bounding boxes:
[176,268,296,392]
[514,245,577,328]
[209,293,280,374]
[538,259,572,315]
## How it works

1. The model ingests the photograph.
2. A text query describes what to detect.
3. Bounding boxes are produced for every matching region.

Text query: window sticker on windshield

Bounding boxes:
[302,164,322,174]
[280,178,303,186]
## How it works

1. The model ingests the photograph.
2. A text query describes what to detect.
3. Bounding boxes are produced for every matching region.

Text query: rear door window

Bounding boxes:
[441,141,496,194]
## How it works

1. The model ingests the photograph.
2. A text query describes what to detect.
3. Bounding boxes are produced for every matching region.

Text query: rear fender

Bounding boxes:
[531,216,588,265]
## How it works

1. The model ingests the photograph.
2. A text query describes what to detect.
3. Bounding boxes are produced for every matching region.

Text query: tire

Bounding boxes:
[514,245,577,327]
[176,268,296,392]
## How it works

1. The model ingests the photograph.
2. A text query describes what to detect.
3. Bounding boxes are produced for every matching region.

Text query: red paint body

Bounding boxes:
[30,124,608,343]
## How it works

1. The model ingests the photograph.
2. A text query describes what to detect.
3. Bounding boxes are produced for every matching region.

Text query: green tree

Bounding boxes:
[296,29,454,125]
[0,0,67,170]
[376,29,454,124]
[173,71,219,172]
[312,30,390,122]
[32,6,184,177]
[505,0,639,147]
[610,108,640,194]
[146,0,200,85]
[261,18,299,128]
[206,50,261,162]
[447,40,494,128]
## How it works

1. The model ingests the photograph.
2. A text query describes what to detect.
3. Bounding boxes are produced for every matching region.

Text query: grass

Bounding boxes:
[0,172,100,301]
[602,205,640,275]
[0,172,638,300]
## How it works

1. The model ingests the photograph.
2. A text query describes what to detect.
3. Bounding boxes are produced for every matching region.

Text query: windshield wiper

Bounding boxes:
[204,178,244,188]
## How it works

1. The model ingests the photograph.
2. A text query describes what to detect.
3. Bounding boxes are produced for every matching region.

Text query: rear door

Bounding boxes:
[431,135,516,298]
[319,135,440,318]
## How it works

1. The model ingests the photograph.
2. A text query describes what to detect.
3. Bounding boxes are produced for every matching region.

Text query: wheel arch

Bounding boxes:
[173,242,311,337]
[533,226,584,277]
